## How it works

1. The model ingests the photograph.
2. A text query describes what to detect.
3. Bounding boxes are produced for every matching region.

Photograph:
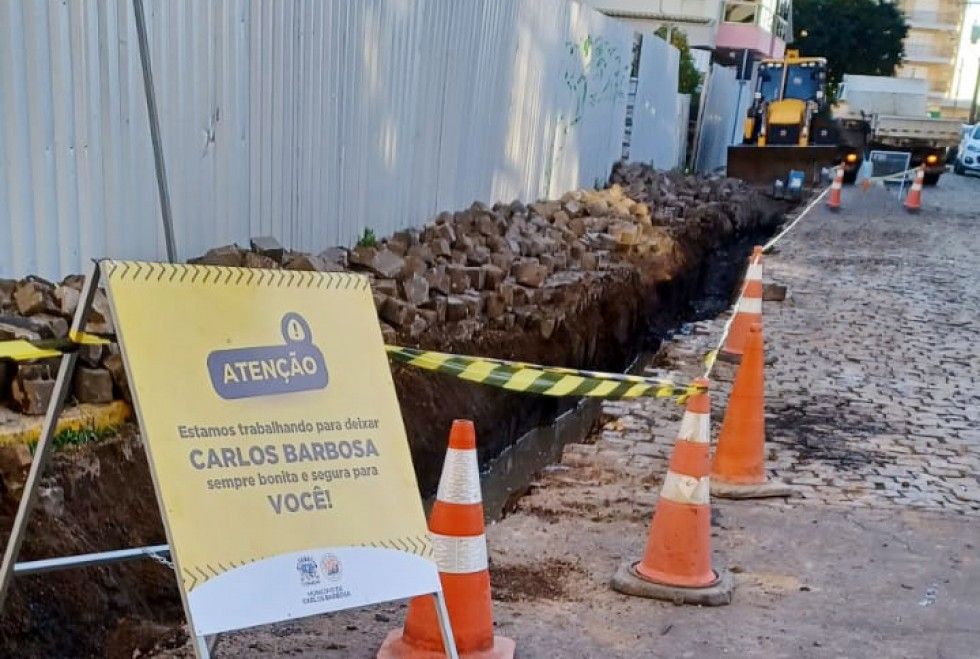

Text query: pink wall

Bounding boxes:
[716,23,786,58]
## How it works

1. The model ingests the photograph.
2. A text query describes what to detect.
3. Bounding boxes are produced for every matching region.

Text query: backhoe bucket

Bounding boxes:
[727,145,839,186]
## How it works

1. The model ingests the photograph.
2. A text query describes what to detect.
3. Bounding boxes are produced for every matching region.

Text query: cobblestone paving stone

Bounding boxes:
[584,179,980,515]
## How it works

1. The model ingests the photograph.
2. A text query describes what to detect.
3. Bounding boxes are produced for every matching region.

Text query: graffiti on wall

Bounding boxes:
[561,35,628,128]
[543,34,630,199]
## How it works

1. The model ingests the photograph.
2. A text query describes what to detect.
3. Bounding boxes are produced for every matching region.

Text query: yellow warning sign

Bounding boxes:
[102,261,438,636]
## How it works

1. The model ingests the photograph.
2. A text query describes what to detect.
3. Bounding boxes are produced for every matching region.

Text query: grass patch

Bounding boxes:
[29,424,119,454]
[356,227,377,248]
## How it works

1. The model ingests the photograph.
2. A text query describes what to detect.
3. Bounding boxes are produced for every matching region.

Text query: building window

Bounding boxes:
[723,0,792,38]
[724,1,758,24]
[773,0,791,40]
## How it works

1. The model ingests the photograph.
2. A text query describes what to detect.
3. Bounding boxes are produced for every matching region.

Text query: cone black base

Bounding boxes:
[611,562,733,606]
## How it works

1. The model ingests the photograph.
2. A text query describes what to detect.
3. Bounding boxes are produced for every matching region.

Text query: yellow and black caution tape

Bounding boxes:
[0,331,111,362]
[1,334,702,402]
[385,346,703,402]
[703,349,719,370]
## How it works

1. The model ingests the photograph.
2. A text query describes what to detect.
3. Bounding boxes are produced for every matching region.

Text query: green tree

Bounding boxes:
[793,0,907,97]
[655,26,702,95]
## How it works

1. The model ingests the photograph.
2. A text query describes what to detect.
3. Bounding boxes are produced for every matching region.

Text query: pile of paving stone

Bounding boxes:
[189,183,671,343]
[190,168,762,345]
[0,278,125,414]
[0,163,769,417]
[609,161,765,247]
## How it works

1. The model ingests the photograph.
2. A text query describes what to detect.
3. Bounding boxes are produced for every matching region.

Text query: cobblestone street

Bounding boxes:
[596,173,980,515]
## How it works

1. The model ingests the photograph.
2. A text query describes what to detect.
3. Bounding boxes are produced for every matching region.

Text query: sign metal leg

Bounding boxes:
[432,590,459,659]
[192,634,211,659]
[0,263,101,609]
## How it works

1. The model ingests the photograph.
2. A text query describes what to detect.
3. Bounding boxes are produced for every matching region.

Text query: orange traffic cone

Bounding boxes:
[611,378,733,606]
[711,324,792,499]
[904,166,924,213]
[379,420,515,659]
[719,246,764,362]
[826,166,844,211]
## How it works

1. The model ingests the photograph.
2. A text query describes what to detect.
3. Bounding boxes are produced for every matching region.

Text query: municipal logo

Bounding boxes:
[207,312,328,399]
[321,553,342,583]
[296,555,320,586]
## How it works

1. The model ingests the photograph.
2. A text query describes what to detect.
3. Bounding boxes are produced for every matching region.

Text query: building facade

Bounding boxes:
[715,0,791,60]
[896,0,967,116]
[586,1,792,72]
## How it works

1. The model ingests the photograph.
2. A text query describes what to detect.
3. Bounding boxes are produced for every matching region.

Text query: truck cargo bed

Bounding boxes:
[872,115,961,148]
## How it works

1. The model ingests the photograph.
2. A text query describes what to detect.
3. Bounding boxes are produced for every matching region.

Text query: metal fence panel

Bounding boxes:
[676,93,691,169]
[628,33,684,170]
[694,64,739,175]
[0,0,633,280]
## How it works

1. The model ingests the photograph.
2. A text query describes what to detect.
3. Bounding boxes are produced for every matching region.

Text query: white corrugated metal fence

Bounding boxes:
[1,0,641,280]
[694,63,739,174]
[628,33,685,170]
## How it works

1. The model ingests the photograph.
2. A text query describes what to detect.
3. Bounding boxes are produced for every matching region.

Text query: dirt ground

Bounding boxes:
[144,174,980,657]
[148,485,977,658]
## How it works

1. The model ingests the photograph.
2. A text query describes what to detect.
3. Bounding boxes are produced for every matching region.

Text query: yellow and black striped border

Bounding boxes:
[182,557,258,592]
[103,260,370,290]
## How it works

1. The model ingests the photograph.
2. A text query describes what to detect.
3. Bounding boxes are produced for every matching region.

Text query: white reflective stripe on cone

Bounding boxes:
[746,263,763,281]
[435,448,482,504]
[738,296,762,314]
[431,533,489,574]
[677,412,710,444]
[659,471,711,505]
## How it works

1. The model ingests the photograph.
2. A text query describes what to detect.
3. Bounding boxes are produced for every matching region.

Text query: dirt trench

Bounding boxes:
[0,175,791,657]
[0,432,181,658]
[398,227,773,496]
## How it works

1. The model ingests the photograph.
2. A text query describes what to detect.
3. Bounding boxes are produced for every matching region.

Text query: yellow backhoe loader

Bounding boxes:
[727,50,860,185]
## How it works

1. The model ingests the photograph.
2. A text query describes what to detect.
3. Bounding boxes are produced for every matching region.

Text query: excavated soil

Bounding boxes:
[0,429,181,658]
[490,559,586,602]
[0,177,791,657]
